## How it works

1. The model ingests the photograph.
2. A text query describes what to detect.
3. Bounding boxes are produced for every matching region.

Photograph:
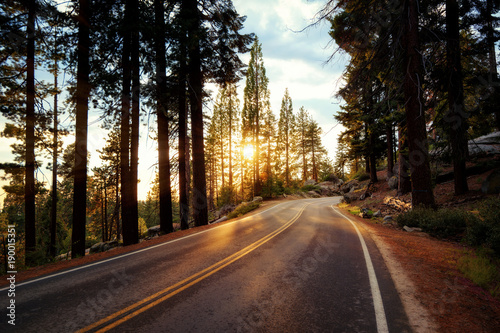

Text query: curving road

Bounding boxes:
[1,197,411,332]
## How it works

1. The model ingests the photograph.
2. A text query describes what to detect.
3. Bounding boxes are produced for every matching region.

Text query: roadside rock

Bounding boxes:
[252,196,263,203]
[341,180,360,194]
[148,225,161,237]
[403,226,423,233]
[89,240,119,254]
[373,210,382,218]
[308,191,321,198]
[388,176,398,190]
[304,179,316,186]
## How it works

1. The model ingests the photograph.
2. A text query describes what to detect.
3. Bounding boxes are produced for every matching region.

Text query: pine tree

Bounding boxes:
[278,88,294,185]
[242,37,270,195]
[71,0,91,258]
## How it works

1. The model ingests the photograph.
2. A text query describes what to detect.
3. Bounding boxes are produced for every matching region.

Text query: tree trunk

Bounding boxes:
[398,126,412,195]
[186,0,208,226]
[128,0,140,243]
[25,0,36,265]
[155,0,174,234]
[402,0,435,207]
[50,64,58,257]
[72,0,90,258]
[446,0,469,195]
[120,0,133,245]
[386,124,394,179]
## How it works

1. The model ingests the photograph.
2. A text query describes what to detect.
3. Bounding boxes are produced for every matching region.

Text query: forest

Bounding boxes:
[0,0,334,268]
[0,0,499,269]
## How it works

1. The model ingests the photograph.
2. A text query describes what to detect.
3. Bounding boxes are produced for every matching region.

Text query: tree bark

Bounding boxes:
[155,0,174,234]
[25,0,36,264]
[185,0,208,226]
[398,126,412,195]
[50,61,58,257]
[129,0,140,243]
[72,0,90,257]
[120,0,133,245]
[386,124,394,179]
[402,0,435,207]
[446,0,469,195]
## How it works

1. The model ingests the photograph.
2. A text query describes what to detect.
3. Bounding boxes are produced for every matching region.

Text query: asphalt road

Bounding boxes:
[1,197,411,332]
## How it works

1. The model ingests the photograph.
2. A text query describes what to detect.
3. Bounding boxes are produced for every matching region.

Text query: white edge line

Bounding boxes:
[331,205,389,333]
[0,199,299,291]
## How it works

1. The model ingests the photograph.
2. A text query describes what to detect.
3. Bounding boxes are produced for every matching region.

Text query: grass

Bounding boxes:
[227,201,261,219]
[458,249,500,298]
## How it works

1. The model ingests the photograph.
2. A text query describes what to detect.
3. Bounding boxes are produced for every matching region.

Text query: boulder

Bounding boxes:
[219,204,236,217]
[481,169,500,194]
[212,216,228,224]
[403,226,423,233]
[148,225,161,237]
[252,196,263,202]
[388,176,398,190]
[308,191,321,198]
[383,215,393,222]
[341,180,360,194]
[304,179,317,186]
[468,131,500,156]
[373,210,382,218]
[359,208,371,219]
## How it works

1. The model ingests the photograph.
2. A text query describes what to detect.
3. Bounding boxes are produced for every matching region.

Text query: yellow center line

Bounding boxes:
[77,203,310,333]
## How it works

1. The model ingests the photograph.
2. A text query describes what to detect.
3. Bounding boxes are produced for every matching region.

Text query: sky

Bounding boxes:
[230,0,347,155]
[0,0,348,204]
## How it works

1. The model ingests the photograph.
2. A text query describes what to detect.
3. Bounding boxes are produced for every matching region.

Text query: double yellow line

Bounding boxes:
[78,202,310,333]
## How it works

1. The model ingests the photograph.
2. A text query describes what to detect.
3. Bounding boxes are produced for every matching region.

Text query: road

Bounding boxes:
[1,197,411,332]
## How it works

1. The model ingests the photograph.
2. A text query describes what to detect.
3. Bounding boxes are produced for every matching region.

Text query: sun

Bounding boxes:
[243,144,254,160]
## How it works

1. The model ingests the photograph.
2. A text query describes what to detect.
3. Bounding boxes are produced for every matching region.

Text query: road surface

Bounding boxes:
[1,197,411,332]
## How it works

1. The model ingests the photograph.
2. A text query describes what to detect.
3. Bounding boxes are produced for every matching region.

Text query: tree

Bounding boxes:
[184,0,208,227]
[446,0,469,195]
[155,0,173,234]
[402,0,435,207]
[25,0,36,265]
[278,88,294,185]
[72,0,90,258]
[242,37,270,195]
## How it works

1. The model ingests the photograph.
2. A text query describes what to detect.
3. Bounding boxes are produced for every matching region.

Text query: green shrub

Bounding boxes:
[396,206,435,228]
[301,184,321,193]
[397,206,477,239]
[227,201,260,219]
[466,197,500,256]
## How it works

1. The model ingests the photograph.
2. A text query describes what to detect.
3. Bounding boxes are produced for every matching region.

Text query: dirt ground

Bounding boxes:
[2,180,500,332]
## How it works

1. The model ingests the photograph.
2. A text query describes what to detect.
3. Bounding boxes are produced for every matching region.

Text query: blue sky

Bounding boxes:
[0,0,347,204]
[232,0,346,158]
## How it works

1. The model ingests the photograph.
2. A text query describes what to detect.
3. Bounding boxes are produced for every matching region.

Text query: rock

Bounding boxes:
[212,216,228,224]
[359,192,371,200]
[219,204,236,217]
[481,169,500,194]
[403,225,423,232]
[341,180,360,194]
[308,191,321,198]
[148,225,161,237]
[373,210,382,218]
[468,131,500,156]
[319,186,333,197]
[383,215,393,222]
[359,208,371,219]
[90,242,104,254]
[388,176,398,190]
[304,179,317,186]
[343,192,358,203]
[252,196,263,202]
